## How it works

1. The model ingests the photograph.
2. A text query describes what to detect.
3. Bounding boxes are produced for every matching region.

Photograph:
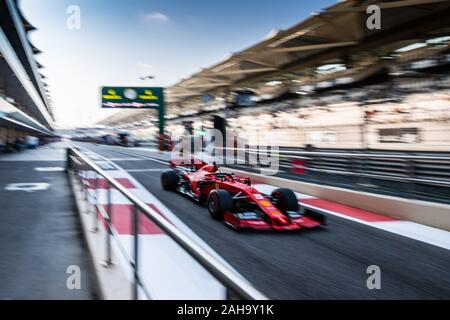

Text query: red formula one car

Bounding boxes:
[161,160,326,231]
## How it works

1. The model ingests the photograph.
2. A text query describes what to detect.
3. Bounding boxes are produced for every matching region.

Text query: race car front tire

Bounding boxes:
[161,170,179,191]
[271,188,299,213]
[208,189,233,220]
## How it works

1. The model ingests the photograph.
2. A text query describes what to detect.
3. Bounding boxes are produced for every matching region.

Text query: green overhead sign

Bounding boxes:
[101,86,166,150]
[101,87,164,109]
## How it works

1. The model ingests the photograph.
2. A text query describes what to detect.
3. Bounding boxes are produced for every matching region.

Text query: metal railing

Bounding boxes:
[67,147,267,300]
[218,146,450,202]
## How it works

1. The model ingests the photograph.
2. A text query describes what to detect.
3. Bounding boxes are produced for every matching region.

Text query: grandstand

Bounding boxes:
[98,0,450,151]
[0,0,55,149]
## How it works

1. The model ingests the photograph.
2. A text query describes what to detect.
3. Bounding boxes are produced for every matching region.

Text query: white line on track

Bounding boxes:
[300,202,450,250]
[126,168,167,173]
[35,167,65,172]
[94,146,169,165]
[107,158,149,162]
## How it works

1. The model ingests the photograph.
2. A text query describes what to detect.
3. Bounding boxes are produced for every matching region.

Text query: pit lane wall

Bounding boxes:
[223,168,450,231]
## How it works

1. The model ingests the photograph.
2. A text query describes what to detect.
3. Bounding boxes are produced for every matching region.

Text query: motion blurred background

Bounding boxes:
[1,0,450,301]
[70,1,450,205]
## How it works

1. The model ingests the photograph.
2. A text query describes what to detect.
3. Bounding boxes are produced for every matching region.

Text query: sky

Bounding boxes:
[21,0,337,128]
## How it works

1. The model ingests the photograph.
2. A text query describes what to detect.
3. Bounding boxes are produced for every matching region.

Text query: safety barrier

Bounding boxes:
[220,147,450,203]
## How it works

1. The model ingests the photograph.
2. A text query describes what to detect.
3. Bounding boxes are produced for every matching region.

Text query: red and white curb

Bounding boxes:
[253,182,450,250]
[79,150,236,300]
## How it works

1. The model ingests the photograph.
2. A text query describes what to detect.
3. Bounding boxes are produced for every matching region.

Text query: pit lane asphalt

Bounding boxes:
[0,143,97,299]
[75,143,450,300]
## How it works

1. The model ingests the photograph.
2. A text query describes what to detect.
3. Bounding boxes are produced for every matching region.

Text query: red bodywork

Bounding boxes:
[168,160,324,231]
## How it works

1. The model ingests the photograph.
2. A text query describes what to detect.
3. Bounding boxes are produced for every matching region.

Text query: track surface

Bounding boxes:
[76,143,450,300]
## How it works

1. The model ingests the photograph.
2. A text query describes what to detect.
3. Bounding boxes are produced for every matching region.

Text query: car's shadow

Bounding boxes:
[224,223,329,237]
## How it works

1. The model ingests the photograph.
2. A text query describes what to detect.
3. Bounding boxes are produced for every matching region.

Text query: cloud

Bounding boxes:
[137,62,154,70]
[143,12,169,23]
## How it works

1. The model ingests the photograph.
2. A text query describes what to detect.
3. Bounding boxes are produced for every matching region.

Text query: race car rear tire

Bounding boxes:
[208,189,233,220]
[271,188,299,213]
[161,170,179,191]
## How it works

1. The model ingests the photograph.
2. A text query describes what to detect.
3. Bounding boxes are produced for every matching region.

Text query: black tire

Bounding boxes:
[161,170,179,191]
[271,188,299,213]
[208,189,233,220]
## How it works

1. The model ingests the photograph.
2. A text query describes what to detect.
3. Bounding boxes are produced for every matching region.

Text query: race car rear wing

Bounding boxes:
[169,158,209,170]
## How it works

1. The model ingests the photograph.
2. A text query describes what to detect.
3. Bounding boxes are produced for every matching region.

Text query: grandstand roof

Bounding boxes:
[0,0,54,129]
[166,0,450,107]
[99,0,450,125]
